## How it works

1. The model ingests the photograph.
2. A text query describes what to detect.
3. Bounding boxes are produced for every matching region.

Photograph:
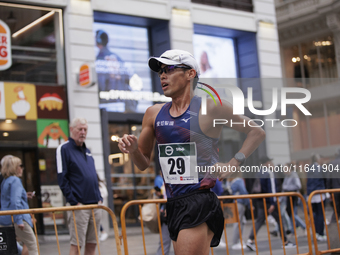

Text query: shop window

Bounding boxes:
[282,35,337,88]
[108,123,155,223]
[0,4,64,85]
[326,99,340,145]
[93,22,153,113]
[94,12,171,115]
[316,36,338,80]
[193,24,264,165]
[193,34,237,79]
[94,12,171,223]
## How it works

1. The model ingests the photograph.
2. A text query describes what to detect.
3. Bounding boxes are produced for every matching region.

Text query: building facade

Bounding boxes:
[0,0,287,231]
[275,0,340,163]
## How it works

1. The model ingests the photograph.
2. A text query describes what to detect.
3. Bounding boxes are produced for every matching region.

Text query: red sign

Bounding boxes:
[79,64,91,87]
[0,19,12,71]
[36,86,68,119]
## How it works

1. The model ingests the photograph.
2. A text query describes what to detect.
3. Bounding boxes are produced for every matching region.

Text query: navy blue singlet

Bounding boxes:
[155,96,219,198]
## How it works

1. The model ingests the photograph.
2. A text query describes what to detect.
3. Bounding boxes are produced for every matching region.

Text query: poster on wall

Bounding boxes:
[3,82,37,120]
[41,185,65,225]
[36,119,68,148]
[93,22,156,113]
[193,34,237,78]
[36,86,68,119]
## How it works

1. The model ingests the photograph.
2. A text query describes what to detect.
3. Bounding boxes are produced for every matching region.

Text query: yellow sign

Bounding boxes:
[4,83,37,120]
[39,159,46,171]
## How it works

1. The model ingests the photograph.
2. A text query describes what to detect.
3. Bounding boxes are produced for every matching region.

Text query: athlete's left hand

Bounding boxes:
[211,163,233,181]
[216,158,241,180]
[118,134,138,154]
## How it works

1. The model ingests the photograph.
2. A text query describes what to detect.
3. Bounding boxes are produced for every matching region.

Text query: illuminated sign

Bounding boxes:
[99,90,171,102]
[78,63,95,88]
[93,22,153,113]
[0,19,12,71]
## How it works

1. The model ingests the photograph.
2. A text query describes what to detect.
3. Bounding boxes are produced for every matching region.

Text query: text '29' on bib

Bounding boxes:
[158,142,199,184]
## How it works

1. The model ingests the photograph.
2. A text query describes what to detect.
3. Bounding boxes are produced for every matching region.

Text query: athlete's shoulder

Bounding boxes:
[145,102,166,116]
[142,102,167,126]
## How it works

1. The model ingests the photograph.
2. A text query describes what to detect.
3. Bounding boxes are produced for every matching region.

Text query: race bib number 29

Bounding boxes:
[158,142,198,184]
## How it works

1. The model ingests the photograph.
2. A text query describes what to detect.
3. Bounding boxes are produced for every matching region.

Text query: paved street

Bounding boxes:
[38,218,331,255]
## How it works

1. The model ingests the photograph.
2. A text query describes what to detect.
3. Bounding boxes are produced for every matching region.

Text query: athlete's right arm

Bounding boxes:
[118,104,163,171]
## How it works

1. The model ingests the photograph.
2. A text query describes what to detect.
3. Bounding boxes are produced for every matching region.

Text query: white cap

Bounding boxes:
[148,49,200,76]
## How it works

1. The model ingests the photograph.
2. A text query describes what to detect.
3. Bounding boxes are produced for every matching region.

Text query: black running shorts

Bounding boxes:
[166,189,224,247]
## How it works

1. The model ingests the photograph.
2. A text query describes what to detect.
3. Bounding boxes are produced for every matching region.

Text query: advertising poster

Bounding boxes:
[41,185,65,225]
[193,34,237,78]
[36,119,68,148]
[36,85,68,119]
[4,82,37,120]
[93,22,154,113]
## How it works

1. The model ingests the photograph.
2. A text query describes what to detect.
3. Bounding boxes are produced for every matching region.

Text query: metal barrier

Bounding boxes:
[307,188,340,255]
[120,192,313,255]
[120,199,166,255]
[0,204,122,255]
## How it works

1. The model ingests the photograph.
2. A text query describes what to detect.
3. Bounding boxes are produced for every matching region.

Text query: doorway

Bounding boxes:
[108,123,157,223]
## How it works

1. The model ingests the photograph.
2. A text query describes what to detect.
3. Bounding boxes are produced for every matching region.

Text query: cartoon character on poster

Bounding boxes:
[4,83,37,120]
[37,119,68,148]
[12,86,31,118]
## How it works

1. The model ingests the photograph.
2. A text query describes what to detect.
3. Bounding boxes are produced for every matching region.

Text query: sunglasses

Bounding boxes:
[158,65,191,77]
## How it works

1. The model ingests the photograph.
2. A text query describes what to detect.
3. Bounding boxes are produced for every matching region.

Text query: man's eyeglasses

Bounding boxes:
[158,65,191,77]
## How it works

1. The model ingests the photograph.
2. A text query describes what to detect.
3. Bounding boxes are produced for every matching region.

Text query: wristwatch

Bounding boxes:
[234,152,246,165]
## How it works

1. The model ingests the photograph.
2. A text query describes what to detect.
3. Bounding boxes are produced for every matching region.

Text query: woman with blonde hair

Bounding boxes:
[0,155,38,255]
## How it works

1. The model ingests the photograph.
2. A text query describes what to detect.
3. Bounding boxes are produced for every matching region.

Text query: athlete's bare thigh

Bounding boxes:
[172,222,213,255]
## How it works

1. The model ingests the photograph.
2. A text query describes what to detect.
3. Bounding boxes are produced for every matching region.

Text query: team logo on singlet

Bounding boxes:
[181,117,192,123]
[156,120,174,127]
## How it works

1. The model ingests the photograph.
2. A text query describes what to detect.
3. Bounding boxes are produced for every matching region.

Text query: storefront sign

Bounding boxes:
[0,19,12,71]
[77,63,95,88]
